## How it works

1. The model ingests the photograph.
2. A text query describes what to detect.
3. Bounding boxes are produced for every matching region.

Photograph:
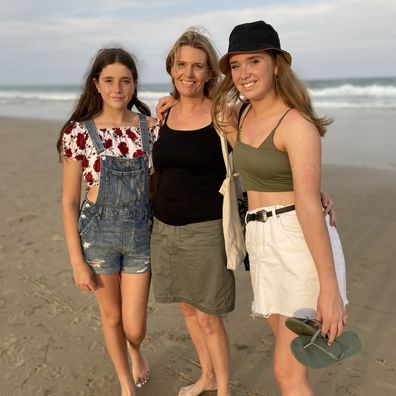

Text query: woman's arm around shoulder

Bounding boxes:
[147,116,161,145]
[155,96,179,124]
[215,102,243,148]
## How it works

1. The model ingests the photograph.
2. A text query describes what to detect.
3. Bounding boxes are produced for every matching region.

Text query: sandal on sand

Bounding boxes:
[290,329,362,369]
[285,317,322,336]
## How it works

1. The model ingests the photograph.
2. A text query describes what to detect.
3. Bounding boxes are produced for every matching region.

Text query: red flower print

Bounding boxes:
[65,148,72,158]
[126,130,138,142]
[82,157,89,168]
[75,154,84,161]
[114,128,123,137]
[93,157,101,173]
[64,126,73,135]
[133,149,143,158]
[76,133,86,150]
[104,138,113,149]
[85,172,93,184]
[118,142,129,156]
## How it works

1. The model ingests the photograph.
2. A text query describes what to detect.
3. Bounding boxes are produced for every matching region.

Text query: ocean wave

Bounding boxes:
[140,91,169,99]
[0,90,168,103]
[313,100,396,109]
[0,90,78,102]
[1,81,396,112]
[309,84,396,97]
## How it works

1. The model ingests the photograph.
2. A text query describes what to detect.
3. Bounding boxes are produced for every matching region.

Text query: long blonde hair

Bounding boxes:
[166,27,220,99]
[212,51,332,136]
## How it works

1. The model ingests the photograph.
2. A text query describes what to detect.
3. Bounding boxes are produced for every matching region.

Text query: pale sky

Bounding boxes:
[1,0,395,85]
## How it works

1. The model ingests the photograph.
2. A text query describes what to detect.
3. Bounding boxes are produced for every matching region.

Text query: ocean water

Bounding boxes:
[1,77,395,169]
[0,83,172,120]
[0,77,395,120]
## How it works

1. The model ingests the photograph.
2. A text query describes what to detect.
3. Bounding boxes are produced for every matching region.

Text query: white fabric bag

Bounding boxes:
[218,133,247,270]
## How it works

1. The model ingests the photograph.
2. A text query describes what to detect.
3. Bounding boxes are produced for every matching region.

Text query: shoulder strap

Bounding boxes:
[84,120,105,154]
[164,108,171,124]
[260,108,293,150]
[138,113,150,156]
[237,102,252,141]
[271,108,293,134]
[219,133,233,178]
[237,101,250,126]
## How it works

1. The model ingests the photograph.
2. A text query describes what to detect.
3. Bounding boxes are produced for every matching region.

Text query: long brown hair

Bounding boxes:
[212,51,332,136]
[165,27,220,100]
[56,48,150,159]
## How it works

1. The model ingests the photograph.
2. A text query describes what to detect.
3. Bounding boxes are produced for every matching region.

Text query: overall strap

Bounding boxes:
[84,120,106,154]
[138,114,150,157]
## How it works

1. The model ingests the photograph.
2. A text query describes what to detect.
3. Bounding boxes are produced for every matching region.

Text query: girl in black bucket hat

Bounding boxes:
[218,20,292,74]
[213,21,348,395]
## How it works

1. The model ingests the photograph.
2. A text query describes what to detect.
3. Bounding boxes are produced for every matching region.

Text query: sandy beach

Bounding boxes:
[1,115,396,396]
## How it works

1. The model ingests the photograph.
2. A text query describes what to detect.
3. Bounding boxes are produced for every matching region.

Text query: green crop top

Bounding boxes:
[233,106,294,192]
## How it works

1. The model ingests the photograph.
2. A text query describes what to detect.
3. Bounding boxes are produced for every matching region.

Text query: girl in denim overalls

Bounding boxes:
[57,48,159,396]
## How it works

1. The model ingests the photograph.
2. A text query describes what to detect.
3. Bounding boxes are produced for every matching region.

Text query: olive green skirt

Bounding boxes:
[150,217,235,315]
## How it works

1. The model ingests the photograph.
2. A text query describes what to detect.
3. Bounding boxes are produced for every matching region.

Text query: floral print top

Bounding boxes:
[62,120,160,187]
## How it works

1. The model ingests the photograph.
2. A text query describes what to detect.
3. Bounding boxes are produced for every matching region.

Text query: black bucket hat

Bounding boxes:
[219,20,292,74]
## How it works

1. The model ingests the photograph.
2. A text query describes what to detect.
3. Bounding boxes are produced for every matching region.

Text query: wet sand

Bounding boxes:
[1,116,395,395]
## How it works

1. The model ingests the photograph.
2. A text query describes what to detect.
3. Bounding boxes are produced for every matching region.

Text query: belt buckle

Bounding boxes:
[257,209,268,222]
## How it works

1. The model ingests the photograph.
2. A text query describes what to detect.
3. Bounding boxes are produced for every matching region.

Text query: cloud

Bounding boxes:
[0,0,395,84]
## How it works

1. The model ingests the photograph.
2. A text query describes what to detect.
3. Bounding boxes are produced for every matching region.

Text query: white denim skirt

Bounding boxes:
[245,205,348,319]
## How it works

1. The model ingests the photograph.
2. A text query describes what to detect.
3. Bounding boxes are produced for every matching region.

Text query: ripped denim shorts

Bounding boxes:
[78,199,151,275]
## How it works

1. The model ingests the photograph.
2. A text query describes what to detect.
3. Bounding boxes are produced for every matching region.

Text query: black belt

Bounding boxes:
[246,204,295,223]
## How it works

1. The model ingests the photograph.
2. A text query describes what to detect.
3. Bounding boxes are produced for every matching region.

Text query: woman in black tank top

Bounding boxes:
[150,29,235,396]
[213,21,349,395]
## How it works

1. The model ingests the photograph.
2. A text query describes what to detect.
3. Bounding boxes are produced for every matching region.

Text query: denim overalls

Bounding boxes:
[77,115,151,274]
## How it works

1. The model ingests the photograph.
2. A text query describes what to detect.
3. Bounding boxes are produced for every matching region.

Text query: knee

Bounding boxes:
[124,324,146,346]
[179,302,197,317]
[196,313,222,336]
[100,309,123,329]
[273,363,304,394]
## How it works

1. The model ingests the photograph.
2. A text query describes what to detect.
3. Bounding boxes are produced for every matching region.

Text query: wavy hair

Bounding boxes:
[56,48,150,159]
[212,51,332,136]
[165,27,220,99]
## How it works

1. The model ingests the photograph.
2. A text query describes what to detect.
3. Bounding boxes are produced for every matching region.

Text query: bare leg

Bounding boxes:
[267,314,313,396]
[179,303,231,396]
[121,272,151,387]
[179,303,216,395]
[95,274,135,396]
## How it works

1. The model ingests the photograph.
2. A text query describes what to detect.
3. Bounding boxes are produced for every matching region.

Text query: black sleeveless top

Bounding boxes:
[152,116,226,226]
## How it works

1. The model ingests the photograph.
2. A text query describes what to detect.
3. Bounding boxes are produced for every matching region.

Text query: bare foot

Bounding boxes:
[178,377,217,396]
[127,342,150,388]
[120,383,136,396]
